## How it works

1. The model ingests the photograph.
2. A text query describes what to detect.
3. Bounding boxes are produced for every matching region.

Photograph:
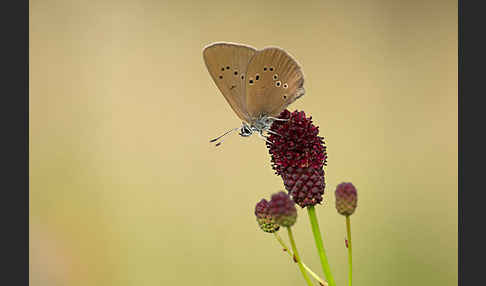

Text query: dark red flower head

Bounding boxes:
[266,110,327,208]
[268,191,297,227]
[254,199,280,233]
[335,182,358,216]
[267,110,327,175]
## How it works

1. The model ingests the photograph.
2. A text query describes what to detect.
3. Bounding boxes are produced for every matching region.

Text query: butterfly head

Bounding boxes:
[210,117,277,147]
[238,115,273,137]
[239,124,253,137]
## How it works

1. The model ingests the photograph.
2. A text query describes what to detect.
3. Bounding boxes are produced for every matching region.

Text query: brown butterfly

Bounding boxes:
[203,42,305,146]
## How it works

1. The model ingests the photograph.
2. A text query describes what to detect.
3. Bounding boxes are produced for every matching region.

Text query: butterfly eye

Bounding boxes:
[226,66,230,70]
[249,78,255,85]
[270,67,274,71]
[283,83,288,89]
[273,74,278,80]
[263,67,268,71]
[276,81,281,87]
[255,74,260,80]
[234,71,238,76]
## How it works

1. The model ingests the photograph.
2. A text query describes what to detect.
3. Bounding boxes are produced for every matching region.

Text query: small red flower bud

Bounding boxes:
[335,182,358,216]
[254,199,280,233]
[268,191,298,227]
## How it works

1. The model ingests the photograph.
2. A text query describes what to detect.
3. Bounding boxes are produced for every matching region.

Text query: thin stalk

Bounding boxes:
[274,233,327,286]
[346,216,353,286]
[287,227,314,286]
[307,206,336,286]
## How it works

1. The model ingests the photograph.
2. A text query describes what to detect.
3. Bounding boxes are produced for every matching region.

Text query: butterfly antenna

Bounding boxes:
[210,127,239,146]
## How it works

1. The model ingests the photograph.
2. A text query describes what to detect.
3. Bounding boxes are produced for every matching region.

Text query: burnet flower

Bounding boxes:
[267,110,328,208]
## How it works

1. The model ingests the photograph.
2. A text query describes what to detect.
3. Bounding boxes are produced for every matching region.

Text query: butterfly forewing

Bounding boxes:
[203,42,257,123]
[244,47,305,119]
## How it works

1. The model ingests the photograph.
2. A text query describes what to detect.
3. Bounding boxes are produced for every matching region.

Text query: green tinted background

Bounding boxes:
[30,0,457,285]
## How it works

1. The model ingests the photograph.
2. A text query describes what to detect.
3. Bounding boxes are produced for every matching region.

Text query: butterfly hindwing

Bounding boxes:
[244,47,305,119]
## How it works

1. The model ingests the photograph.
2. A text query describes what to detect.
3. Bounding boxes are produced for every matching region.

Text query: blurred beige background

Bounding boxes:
[30,0,457,285]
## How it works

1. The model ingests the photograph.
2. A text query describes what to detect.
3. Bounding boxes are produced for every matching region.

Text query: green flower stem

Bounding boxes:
[307,206,336,286]
[274,233,327,286]
[287,227,314,286]
[346,216,352,286]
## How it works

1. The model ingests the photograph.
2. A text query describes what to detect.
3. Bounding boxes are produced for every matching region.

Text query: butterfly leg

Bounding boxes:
[257,132,273,145]
[266,129,282,137]
[267,116,289,122]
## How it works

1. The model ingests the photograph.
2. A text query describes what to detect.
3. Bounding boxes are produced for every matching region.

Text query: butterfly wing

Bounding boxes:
[244,47,305,119]
[203,42,257,123]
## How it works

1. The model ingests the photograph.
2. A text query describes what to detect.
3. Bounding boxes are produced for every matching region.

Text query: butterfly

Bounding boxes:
[203,42,305,146]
